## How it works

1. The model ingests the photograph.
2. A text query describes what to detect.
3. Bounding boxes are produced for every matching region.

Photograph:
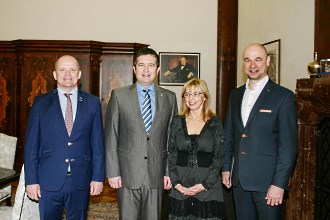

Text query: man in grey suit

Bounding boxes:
[222,43,298,220]
[104,47,178,220]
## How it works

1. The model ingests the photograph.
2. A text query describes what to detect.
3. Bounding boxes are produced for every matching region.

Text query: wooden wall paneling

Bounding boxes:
[100,54,134,124]
[0,40,148,171]
[0,43,16,137]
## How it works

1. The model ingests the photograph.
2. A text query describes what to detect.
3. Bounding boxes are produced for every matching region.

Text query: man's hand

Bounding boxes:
[265,185,284,206]
[26,184,41,201]
[222,171,232,188]
[164,176,172,190]
[90,181,103,195]
[108,176,122,189]
[187,72,194,79]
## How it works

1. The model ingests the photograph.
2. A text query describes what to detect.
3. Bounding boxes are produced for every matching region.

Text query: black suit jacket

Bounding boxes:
[223,79,298,192]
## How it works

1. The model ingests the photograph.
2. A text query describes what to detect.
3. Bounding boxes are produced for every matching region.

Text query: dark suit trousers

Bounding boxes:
[117,183,163,220]
[39,176,90,220]
[233,183,284,220]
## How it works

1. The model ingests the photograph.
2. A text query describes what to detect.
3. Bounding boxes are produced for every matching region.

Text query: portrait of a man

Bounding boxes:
[159,53,200,85]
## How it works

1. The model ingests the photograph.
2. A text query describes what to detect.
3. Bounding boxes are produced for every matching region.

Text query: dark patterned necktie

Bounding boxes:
[64,93,73,136]
[142,89,152,135]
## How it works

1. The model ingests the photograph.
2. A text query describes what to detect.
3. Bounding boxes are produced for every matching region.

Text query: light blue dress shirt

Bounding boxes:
[136,83,156,122]
[58,87,78,122]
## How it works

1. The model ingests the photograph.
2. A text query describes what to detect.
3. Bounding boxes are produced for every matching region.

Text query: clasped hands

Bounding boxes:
[175,183,205,196]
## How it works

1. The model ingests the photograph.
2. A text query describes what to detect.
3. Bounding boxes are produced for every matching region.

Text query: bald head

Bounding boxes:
[55,55,80,71]
[243,43,268,58]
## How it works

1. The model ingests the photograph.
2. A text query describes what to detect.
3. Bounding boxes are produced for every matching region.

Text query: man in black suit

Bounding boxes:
[222,43,298,220]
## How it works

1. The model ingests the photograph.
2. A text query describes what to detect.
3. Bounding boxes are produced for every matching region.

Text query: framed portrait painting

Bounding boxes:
[263,39,281,84]
[159,52,200,86]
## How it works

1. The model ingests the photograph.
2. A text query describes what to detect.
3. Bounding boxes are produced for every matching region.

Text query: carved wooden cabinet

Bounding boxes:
[286,78,330,220]
[0,40,148,170]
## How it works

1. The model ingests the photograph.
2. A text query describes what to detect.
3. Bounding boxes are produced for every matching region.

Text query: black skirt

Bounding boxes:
[168,196,226,219]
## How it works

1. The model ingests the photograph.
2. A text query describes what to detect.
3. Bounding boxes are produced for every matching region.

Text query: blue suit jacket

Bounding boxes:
[223,79,298,192]
[24,89,105,191]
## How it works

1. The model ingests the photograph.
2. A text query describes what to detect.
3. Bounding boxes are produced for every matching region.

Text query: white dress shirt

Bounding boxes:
[241,76,269,127]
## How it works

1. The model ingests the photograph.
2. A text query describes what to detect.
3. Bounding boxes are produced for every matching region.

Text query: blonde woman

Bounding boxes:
[168,78,226,219]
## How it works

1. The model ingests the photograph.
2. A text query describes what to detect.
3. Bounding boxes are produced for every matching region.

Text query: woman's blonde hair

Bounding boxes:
[179,78,215,121]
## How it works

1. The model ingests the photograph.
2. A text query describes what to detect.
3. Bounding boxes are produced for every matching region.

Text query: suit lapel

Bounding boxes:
[70,90,84,138]
[128,84,147,133]
[235,86,245,129]
[149,85,163,136]
[245,80,273,128]
[51,89,69,140]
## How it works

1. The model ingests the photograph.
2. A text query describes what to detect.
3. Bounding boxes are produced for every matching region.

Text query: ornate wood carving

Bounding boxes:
[286,78,330,220]
[28,57,49,106]
[0,59,10,127]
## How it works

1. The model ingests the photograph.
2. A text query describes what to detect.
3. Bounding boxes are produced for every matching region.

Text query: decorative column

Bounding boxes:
[216,0,238,121]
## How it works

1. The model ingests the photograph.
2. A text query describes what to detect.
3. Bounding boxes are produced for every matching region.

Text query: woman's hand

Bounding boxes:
[175,183,205,196]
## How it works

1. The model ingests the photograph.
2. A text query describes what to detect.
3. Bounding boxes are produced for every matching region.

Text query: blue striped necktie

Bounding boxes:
[142,89,152,135]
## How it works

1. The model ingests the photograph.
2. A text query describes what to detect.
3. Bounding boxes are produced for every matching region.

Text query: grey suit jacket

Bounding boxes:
[104,83,177,189]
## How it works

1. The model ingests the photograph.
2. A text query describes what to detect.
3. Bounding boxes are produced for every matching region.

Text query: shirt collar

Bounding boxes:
[57,87,78,96]
[136,83,155,93]
[245,75,269,90]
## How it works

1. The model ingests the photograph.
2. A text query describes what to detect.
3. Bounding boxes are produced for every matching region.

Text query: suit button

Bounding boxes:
[65,159,70,163]
[242,134,248,138]
[144,156,147,159]
[241,151,247,155]
[147,137,150,141]
[68,142,73,146]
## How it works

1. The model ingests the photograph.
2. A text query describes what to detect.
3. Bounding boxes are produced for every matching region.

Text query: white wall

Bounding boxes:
[237,0,314,91]
[0,0,315,108]
[0,0,218,110]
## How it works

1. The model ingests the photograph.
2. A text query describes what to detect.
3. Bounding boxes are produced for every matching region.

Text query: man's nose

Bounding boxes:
[250,60,256,68]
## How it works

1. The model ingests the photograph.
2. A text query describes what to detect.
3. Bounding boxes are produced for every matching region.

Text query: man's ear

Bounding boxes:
[53,71,57,80]
[266,55,271,66]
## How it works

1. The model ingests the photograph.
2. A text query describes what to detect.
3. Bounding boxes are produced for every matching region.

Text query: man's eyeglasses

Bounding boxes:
[183,92,203,99]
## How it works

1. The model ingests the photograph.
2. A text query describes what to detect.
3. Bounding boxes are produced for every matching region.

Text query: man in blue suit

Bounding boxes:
[222,43,298,220]
[24,55,105,220]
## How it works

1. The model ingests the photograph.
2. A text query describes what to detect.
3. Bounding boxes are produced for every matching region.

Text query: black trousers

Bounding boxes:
[233,183,284,220]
